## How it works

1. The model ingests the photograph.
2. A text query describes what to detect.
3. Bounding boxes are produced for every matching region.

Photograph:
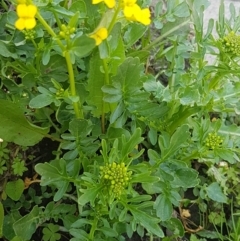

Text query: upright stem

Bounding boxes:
[108,1,122,34]
[101,59,110,133]
[65,51,83,119]
[36,12,65,51]
[37,11,83,119]
[89,216,98,240]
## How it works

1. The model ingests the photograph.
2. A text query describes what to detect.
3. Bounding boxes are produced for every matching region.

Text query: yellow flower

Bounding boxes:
[134,8,151,25]
[90,27,108,46]
[123,0,151,25]
[15,4,37,30]
[92,0,115,8]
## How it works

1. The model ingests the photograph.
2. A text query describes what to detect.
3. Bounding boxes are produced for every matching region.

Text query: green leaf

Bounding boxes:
[206,182,228,203]
[29,94,55,108]
[142,182,163,194]
[162,16,190,37]
[219,124,240,137]
[214,148,239,164]
[131,173,159,184]
[5,179,24,201]
[109,35,125,74]
[159,124,190,161]
[40,55,68,82]
[154,194,173,221]
[129,205,164,237]
[173,2,190,17]
[148,128,158,145]
[68,11,80,28]
[179,87,200,105]
[54,181,69,202]
[0,41,17,58]
[164,218,185,237]
[3,211,21,240]
[69,0,86,17]
[69,119,92,138]
[112,57,144,94]
[35,163,64,186]
[13,206,39,241]
[99,227,118,237]
[43,224,61,241]
[50,5,74,16]
[124,23,147,48]
[121,128,144,159]
[72,35,95,58]
[78,186,102,206]
[87,52,110,117]
[172,168,199,188]
[0,99,49,146]
[69,229,88,241]
[128,195,152,203]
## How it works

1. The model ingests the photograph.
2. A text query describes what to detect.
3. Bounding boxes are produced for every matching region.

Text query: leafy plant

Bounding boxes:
[0,0,240,240]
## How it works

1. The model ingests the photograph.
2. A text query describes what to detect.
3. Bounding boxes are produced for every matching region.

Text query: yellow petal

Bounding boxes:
[25,18,36,29]
[95,36,102,45]
[92,0,103,4]
[15,18,25,30]
[104,0,115,8]
[96,28,108,40]
[27,5,37,18]
[123,6,134,18]
[135,8,151,25]
[17,4,28,18]
[123,0,137,7]
[90,34,102,45]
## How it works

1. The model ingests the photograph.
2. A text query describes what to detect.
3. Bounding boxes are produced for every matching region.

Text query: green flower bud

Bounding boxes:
[220,31,240,56]
[205,132,223,150]
[99,161,132,198]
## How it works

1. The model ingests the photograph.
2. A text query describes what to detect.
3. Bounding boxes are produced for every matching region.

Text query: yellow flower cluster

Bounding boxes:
[15,2,37,31]
[92,0,151,25]
[205,132,223,150]
[100,162,132,198]
[122,0,151,25]
[220,31,240,56]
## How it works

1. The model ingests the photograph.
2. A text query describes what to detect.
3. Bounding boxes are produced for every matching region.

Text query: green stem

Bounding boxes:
[101,59,108,133]
[31,39,37,48]
[44,109,61,133]
[143,19,190,51]
[107,1,122,34]
[89,216,98,240]
[44,133,63,142]
[63,193,78,202]
[169,42,177,95]
[101,58,114,133]
[208,74,221,90]
[63,0,69,8]
[149,234,153,241]
[36,12,65,51]
[65,51,83,119]
[37,11,83,119]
